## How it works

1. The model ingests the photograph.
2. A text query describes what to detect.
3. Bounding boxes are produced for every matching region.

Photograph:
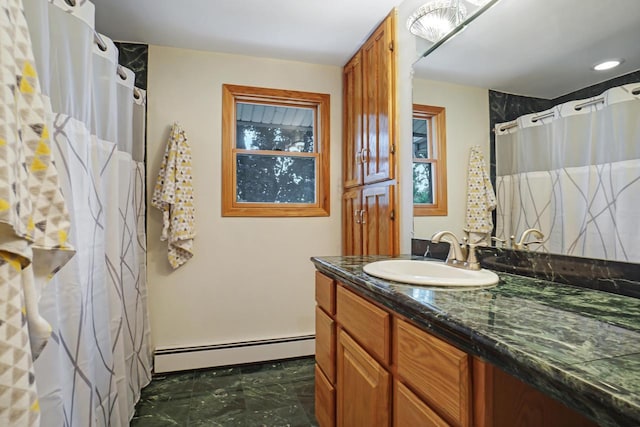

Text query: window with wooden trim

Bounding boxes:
[222,84,330,217]
[412,104,447,216]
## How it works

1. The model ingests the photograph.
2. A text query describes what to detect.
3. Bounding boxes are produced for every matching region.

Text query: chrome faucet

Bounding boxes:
[511,228,545,250]
[431,231,481,271]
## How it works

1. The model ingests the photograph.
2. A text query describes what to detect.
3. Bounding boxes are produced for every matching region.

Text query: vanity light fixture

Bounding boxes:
[407,0,467,43]
[592,59,623,71]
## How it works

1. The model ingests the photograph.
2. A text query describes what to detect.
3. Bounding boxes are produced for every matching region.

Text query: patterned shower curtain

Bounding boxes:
[10,0,153,426]
[495,83,640,263]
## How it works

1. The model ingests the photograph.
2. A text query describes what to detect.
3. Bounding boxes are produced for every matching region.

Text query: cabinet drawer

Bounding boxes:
[315,364,336,427]
[395,319,471,427]
[394,381,449,427]
[316,272,336,315]
[336,285,390,365]
[316,306,336,383]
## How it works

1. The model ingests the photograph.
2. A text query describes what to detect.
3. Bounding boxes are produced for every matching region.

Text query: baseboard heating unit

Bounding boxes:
[154,334,315,373]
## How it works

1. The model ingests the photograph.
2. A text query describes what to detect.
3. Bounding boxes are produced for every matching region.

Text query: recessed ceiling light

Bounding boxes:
[592,59,623,71]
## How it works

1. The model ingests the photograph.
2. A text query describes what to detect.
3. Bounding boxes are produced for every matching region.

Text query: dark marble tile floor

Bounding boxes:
[131,356,318,426]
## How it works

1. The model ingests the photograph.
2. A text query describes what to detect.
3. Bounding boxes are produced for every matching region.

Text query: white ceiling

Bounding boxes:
[91,0,400,66]
[413,0,640,99]
[92,0,640,99]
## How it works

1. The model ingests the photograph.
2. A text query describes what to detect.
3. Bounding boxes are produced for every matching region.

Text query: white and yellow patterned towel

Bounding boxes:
[0,1,75,425]
[151,122,196,269]
[463,145,496,245]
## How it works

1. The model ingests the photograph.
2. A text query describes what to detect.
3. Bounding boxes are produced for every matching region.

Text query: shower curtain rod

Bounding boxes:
[498,85,640,133]
[531,111,555,122]
[574,96,604,111]
[497,122,518,132]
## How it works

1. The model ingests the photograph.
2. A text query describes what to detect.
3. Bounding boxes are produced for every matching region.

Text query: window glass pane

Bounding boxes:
[236,103,314,152]
[412,118,429,158]
[413,162,433,204]
[236,154,316,203]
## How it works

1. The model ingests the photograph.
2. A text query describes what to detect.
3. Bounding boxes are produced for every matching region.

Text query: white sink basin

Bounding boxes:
[363,260,499,287]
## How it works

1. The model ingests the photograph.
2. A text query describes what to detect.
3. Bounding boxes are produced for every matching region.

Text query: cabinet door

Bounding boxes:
[361,14,395,185]
[362,183,394,256]
[476,359,598,427]
[337,329,390,427]
[343,52,363,189]
[342,188,362,255]
[394,381,449,427]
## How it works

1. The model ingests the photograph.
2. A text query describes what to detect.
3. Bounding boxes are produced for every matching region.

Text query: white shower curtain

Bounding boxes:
[495,83,640,262]
[22,0,152,425]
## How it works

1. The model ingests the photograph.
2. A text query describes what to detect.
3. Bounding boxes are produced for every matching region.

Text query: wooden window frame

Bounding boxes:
[222,84,330,217]
[413,104,448,216]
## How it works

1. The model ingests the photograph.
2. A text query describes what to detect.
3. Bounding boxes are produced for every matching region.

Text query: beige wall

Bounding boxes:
[412,78,490,240]
[146,46,342,350]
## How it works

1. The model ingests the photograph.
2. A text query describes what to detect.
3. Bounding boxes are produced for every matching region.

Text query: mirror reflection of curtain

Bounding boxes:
[495,83,640,262]
[23,0,151,425]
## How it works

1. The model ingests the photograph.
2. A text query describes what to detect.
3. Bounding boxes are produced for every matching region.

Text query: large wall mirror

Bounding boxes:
[408,0,640,263]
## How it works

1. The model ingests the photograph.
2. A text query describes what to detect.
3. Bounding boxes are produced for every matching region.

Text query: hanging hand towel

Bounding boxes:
[463,145,496,245]
[152,122,196,269]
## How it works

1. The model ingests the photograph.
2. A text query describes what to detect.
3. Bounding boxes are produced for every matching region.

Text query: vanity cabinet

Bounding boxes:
[342,10,398,256]
[314,271,599,427]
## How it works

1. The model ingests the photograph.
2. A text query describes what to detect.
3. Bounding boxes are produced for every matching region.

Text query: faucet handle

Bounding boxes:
[523,240,544,250]
[465,243,481,270]
[491,236,507,249]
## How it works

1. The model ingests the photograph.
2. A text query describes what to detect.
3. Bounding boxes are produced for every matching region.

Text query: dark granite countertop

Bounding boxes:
[311,254,640,427]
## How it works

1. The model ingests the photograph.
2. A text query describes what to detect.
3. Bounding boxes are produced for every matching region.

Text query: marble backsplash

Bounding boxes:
[412,239,640,299]
[114,42,148,90]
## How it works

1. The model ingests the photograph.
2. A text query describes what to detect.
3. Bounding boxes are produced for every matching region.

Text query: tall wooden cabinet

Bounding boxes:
[342,11,398,256]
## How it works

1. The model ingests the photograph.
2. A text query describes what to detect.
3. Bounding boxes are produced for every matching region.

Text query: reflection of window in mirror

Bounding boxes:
[221,84,330,217]
[412,104,447,216]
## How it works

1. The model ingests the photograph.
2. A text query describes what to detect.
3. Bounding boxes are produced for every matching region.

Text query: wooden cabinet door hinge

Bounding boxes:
[390,144,395,154]
[389,40,394,52]
[390,209,395,220]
